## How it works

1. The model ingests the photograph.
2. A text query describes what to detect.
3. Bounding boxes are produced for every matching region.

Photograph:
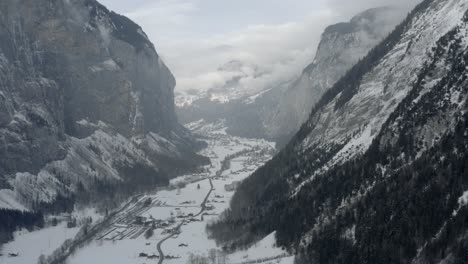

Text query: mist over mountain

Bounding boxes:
[177,6,407,145]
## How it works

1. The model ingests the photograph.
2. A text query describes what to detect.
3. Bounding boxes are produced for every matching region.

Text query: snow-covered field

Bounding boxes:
[66,121,289,264]
[0,223,79,264]
[227,232,295,264]
[2,120,291,264]
[0,208,102,264]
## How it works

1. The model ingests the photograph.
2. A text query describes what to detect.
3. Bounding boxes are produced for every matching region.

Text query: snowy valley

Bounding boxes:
[1,0,468,264]
[1,121,289,264]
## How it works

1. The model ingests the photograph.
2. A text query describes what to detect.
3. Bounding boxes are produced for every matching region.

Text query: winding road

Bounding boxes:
[157,178,214,264]
[39,122,276,264]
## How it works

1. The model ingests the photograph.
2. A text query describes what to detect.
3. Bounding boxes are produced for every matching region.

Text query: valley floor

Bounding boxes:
[0,208,102,264]
[1,121,293,264]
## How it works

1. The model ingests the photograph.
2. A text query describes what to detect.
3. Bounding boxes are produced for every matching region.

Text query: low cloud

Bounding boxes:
[326,0,422,18]
[145,9,335,93]
[124,0,198,29]
[100,0,422,94]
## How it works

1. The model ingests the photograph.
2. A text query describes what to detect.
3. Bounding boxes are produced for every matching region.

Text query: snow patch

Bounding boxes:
[243,89,272,104]
[459,191,468,206]
[89,59,120,72]
[452,190,468,217]
[227,232,292,264]
[0,190,28,211]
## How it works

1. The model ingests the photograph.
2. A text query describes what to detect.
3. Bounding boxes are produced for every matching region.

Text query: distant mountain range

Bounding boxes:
[175,59,268,107]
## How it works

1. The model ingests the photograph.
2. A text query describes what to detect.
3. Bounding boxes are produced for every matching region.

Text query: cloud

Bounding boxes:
[325,0,422,18]
[153,8,336,93]
[125,0,198,27]
[99,0,422,94]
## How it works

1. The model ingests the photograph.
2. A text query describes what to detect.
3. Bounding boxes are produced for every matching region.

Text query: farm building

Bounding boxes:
[224,181,241,192]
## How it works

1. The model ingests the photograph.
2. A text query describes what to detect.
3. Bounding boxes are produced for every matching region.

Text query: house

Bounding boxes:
[144,219,155,227]
[143,197,152,206]
[135,216,147,225]
[205,204,215,211]
[224,181,241,192]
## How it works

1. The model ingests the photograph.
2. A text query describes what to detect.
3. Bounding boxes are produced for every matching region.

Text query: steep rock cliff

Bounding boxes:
[0,0,207,212]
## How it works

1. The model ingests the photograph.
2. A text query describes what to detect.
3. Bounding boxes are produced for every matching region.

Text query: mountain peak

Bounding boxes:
[79,0,157,53]
[323,6,403,36]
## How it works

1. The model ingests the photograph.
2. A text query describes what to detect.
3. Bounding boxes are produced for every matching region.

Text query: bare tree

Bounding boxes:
[187,253,209,264]
[208,248,217,264]
[217,250,228,264]
[37,254,46,264]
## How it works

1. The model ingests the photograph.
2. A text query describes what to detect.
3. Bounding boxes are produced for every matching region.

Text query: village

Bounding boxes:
[63,121,292,264]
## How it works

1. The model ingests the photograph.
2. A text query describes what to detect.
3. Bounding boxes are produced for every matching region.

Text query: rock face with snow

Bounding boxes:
[264,6,406,142]
[209,0,468,263]
[177,7,406,145]
[0,0,207,211]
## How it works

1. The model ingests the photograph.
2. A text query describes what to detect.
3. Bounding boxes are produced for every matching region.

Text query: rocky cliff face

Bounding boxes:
[0,0,207,211]
[264,7,406,142]
[209,0,468,263]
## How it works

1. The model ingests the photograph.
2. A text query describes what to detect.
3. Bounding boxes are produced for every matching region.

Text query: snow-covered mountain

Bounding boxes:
[264,7,407,141]
[209,0,468,263]
[0,0,207,214]
[175,60,267,107]
[177,7,407,145]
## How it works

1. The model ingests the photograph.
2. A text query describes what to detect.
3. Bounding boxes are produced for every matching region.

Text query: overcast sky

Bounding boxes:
[99,0,421,93]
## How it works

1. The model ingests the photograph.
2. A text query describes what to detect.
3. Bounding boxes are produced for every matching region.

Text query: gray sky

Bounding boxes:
[99,0,421,93]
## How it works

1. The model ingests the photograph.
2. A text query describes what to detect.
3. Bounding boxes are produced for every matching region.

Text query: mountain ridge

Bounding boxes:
[208,1,468,263]
[0,0,207,218]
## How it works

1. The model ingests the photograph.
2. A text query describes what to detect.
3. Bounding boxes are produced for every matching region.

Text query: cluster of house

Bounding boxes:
[138,252,181,260]
[139,252,159,259]
[162,227,181,235]
[134,216,171,228]
[134,215,186,235]
[205,204,215,211]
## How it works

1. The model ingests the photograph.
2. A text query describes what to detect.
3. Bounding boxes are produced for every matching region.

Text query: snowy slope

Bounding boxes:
[227,232,292,264]
[211,1,468,263]
[265,7,407,141]
[294,0,468,187]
